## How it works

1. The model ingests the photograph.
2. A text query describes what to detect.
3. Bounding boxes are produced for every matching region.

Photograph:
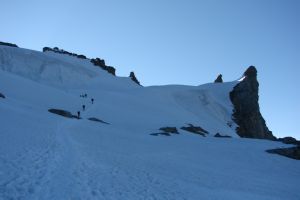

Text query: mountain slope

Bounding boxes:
[0,45,299,200]
[0,45,238,137]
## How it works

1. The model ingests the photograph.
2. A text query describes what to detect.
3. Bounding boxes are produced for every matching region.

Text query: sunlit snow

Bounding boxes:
[0,45,299,200]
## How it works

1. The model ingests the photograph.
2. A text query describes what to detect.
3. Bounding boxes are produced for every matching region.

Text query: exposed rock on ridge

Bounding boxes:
[214,74,223,83]
[43,46,116,76]
[90,58,116,76]
[0,92,5,98]
[43,47,86,59]
[278,137,300,145]
[129,71,141,85]
[0,41,18,48]
[266,146,300,160]
[230,66,275,140]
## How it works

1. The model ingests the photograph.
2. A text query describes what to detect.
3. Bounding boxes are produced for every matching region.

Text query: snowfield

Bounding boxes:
[0,45,299,200]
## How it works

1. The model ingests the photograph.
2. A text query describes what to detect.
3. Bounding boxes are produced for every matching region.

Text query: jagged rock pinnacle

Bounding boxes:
[230,66,275,140]
[244,66,257,79]
[214,74,223,83]
[129,71,141,86]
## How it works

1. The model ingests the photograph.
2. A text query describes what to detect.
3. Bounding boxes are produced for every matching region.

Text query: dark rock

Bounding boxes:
[214,74,223,83]
[106,66,116,76]
[159,127,179,134]
[244,66,257,78]
[150,127,179,137]
[229,66,276,140]
[0,41,18,48]
[43,47,51,52]
[266,146,300,160]
[0,92,5,98]
[91,58,106,68]
[180,124,208,137]
[150,126,179,136]
[214,133,232,138]
[77,55,87,59]
[278,137,300,145]
[42,47,87,60]
[48,109,77,118]
[88,117,110,124]
[90,58,116,76]
[129,71,141,85]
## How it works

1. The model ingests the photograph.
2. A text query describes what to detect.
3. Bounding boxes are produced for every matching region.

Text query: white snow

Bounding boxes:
[1,45,299,200]
[238,76,246,82]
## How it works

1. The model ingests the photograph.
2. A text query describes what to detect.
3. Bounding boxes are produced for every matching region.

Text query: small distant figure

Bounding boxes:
[84,93,87,98]
[77,111,80,119]
[91,98,94,104]
[82,105,86,111]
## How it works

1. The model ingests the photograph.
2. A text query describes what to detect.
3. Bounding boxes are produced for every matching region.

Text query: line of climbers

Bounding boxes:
[77,93,94,119]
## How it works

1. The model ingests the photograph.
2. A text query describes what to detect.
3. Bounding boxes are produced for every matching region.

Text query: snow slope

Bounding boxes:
[0,45,299,200]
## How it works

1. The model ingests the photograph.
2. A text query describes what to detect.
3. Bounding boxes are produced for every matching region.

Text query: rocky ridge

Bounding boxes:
[229,66,275,140]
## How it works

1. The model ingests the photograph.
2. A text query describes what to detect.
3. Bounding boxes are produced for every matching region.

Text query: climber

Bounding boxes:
[77,111,80,119]
[82,105,86,111]
[91,98,94,104]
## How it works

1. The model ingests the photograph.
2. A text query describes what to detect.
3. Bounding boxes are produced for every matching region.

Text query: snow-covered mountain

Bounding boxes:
[0,43,299,200]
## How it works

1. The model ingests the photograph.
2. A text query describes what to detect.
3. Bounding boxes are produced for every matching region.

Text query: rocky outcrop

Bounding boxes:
[266,146,300,160]
[214,133,231,138]
[0,92,5,98]
[181,124,209,137]
[129,71,141,85]
[214,74,223,83]
[278,137,300,145]
[88,117,110,124]
[0,41,18,48]
[43,47,87,59]
[230,66,275,140]
[90,58,116,76]
[48,109,77,118]
[150,126,179,136]
[159,127,179,134]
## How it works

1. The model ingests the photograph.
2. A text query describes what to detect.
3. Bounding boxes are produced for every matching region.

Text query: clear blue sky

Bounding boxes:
[1,0,299,139]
